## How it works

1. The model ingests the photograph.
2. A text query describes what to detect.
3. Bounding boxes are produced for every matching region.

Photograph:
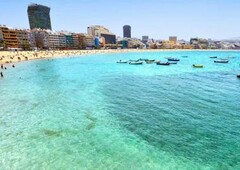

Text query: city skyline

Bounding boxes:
[1,0,240,40]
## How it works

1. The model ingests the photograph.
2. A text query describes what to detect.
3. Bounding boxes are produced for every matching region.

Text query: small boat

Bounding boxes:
[214,60,229,63]
[237,75,240,78]
[181,56,188,58]
[129,61,143,65]
[168,61,178,64]
[156,62,170,66]
[116,60,128,64]
[167,58,180,62]
[145,60,154,64]
[193,64,203,68]
[210,56,218,58]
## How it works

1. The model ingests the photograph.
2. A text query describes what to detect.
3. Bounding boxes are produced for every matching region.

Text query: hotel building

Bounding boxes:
[0,26,18,48]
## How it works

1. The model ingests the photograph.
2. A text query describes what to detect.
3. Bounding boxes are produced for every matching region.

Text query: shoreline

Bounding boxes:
[1,49,240,65]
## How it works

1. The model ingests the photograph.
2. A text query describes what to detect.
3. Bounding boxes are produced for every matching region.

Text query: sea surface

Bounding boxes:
[0,51,240,169]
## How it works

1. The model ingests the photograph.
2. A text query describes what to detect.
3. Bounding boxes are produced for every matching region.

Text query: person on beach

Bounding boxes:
[1,64,3,69]
[0,72,3,77]
[12,65,15,68]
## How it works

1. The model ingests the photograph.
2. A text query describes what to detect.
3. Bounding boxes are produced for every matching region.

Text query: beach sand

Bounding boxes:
[1,49,239,65]
[0,49,126,65]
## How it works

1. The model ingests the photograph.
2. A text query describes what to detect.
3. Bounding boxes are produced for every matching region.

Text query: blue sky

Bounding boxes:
[1,0,240,40]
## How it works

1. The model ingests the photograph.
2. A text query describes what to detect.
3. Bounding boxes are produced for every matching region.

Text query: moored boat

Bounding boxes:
[167,58,180,62]
[116,60,128,63]
[181,56,188,58]
[156,62,170,66]
[129,61,143,65]
[209,56,218,58]
[214,60,229,63]
[237,75,240,78]
[193,64,203,68]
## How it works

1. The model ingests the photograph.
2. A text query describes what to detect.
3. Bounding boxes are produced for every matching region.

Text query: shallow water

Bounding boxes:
[0,51,240,169]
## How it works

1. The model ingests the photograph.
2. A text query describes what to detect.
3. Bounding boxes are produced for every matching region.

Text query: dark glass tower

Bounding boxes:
[123,25,131,38]
[27,4,52,30]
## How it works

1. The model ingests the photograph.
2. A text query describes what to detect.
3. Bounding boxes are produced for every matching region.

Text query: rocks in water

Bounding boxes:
[85,112,97,130]
[43,129,62,137]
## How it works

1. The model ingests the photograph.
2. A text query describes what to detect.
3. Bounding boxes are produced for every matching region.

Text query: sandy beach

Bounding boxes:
[0,49,126,65]
[1,49,239,65]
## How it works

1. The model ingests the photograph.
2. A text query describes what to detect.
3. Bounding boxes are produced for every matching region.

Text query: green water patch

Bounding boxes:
[101,73,240,169]
[38,68,47,72]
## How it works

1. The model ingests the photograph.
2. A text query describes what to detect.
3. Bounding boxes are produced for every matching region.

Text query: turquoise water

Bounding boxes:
[0,51,240,169]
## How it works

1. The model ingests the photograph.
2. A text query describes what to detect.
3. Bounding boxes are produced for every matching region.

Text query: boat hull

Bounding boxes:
[116,61,128,64]
[214,60,229,63]
[129,62,143,65]
[156,62,170,66]
[193,64,203,68]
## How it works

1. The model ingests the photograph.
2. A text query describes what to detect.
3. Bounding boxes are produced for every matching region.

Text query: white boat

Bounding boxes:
[129,61,143,65]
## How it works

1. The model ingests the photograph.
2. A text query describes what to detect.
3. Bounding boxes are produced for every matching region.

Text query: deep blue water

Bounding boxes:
[0,51,240,169]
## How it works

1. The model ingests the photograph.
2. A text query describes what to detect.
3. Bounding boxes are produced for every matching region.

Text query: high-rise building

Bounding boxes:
[27,3,52,30]
[123,25,131,38]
